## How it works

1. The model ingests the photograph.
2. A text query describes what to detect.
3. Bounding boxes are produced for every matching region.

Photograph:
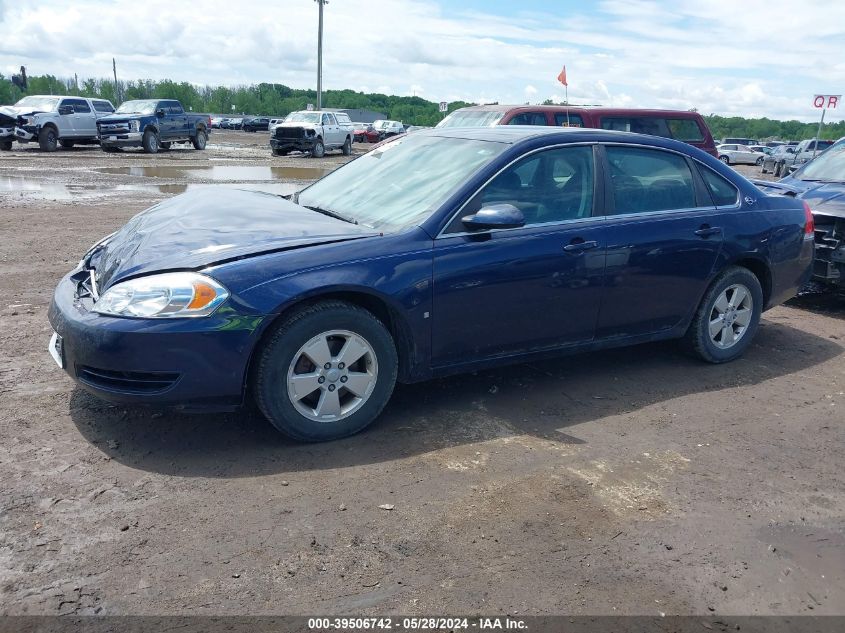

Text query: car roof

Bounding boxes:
[452,104,703,117]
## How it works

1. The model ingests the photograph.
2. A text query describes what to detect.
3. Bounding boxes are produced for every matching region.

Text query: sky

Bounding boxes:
[0,0,843,122]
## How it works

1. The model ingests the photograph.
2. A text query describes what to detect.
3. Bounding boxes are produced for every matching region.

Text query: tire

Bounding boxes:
[341,136,352,156]
[253,301,398,441]
[59,140,74,149]
[0,140,12,151]
[683,266,763,364]
[192,129,207,150]
[38,127,59,152]
[761,162,768,174]
[719,155,730,165]
[311,138,325,158]
[755,157,764,166]
[159,141,171,150]
[142,128,159,154]
[774,162,782,177]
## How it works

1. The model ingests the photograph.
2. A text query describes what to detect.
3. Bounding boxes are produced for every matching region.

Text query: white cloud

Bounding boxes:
[0,0,842,121]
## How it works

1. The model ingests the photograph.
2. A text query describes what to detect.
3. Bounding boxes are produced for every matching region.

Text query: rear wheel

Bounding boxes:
[755,156,764,166]
[341,136,352,156]
[683,266,763,364]
[192,129,207,150]
[719,155,730,165]
[142,129,159,154]
[38,127,58,152]
[253,301,398,441]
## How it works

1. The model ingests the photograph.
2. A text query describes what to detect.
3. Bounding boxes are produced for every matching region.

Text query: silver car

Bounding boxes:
[716,144,765,166]
[761,145,797,176]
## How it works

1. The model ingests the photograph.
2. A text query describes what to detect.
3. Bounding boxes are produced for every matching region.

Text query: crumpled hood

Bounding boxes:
[756,177,845,219]
[0,105,43,124]
[86,188,377,290]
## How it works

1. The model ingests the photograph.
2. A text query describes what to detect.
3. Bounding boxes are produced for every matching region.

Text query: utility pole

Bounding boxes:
[315,0,328,110]
[112,58,120,104]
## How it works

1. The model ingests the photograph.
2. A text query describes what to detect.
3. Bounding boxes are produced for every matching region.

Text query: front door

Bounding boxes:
[595,144,723,339]
[431,144,606,368]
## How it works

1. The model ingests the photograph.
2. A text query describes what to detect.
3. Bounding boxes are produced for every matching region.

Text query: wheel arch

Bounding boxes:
[729,256,772,308]
[245,288,419,395]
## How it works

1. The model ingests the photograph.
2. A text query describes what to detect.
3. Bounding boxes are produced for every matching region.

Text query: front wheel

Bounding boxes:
[142,129,159,154]
[253,301,398,441]
[719,155,730,165]
[683,266,763,364]
[38,127,58,152]
[755,156,764,166]
[192,129,207,150]
[311,138,325,158]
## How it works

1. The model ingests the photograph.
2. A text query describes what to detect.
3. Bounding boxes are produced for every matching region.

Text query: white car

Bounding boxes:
[373,119,405,138]
[9,95,115,151]
[717,144,765,166]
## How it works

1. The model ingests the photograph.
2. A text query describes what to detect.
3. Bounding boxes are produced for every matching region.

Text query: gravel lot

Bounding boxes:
[1,131,843,616]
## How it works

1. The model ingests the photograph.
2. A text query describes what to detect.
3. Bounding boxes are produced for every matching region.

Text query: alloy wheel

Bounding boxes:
[708,284,753,349]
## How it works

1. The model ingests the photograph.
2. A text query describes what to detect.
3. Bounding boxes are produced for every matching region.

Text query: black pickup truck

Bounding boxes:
[97,99,210,153]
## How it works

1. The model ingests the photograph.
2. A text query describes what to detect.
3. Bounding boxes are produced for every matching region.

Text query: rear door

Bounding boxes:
[595,144,723,339]
[322,113,340,145]
[166,101,187,138]
[431,144,606,367]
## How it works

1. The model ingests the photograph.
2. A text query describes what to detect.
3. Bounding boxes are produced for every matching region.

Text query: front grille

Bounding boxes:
[77,366,180,394]
[98,122,131,134]
[275,126,306,140]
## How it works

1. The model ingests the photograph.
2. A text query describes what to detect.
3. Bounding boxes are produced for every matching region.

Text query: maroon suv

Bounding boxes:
[437,105,718,157]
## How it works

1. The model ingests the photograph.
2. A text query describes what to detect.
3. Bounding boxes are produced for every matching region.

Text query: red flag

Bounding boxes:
[557,65,568,86]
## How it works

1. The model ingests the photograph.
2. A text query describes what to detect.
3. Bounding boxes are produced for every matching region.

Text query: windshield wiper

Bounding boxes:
[302,205,357,225]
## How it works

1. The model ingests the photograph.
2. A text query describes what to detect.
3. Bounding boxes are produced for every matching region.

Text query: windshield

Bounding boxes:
[14,96,60,111]
[297,134,507,231]
[115,100,158,114]
[795,139,845,181]
[372,120,395,130]
[436,110,506,128]
[285,112,320,124]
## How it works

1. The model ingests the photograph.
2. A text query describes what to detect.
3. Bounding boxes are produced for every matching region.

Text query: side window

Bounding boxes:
[723,145,737,151]
[605,146,697,214]
[92,100,114,113]
[699,167,739,207]
[168,102,184,114]
[553,113,584,127]
[446,145,595,232]
[322,114,332,125]
[69,99,90,113]
[507,112,548,126]
[600,117,671,138]
[666,118,704,142]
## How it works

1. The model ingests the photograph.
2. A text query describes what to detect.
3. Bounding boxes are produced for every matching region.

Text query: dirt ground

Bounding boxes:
[1,131,843,617]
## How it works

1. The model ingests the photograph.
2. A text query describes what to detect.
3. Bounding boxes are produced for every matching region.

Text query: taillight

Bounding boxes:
[803,201,815,235]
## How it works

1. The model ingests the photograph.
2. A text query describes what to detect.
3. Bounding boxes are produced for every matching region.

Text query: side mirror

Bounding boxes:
[462,204,525,231]
[155,108,165,118]
[58,105,73,115]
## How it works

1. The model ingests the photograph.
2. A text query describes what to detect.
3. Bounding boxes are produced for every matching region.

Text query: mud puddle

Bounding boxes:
[0,175,300,200]
[95,165,331,181]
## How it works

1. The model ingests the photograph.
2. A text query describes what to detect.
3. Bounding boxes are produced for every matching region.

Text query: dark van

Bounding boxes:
[437,105,718,157]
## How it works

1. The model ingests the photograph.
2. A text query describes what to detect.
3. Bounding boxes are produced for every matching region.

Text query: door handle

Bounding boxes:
[694,226,722,238]
[563,239,599,253]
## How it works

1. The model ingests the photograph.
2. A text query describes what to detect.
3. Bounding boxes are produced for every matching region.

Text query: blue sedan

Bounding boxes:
[49,127,814,441]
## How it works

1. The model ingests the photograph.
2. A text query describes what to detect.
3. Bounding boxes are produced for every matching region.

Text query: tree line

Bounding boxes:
[1,73,842,139]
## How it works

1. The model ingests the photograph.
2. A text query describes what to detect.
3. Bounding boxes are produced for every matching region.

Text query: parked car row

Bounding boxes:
[0,95,210,154]
[761,139,835,177]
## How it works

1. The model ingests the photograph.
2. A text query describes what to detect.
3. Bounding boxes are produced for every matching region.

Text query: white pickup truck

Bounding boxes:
[4,95,115,151]
[269,110,354,158]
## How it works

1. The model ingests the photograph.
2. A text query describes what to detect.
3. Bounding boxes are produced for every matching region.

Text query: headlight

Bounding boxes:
[129,120,140,132]
[93,272,229,318]
[24,116,35,125]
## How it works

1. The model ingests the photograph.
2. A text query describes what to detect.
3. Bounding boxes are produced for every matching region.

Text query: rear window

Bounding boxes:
[507,112,548,126]
[666,118,704,142]
[335,113,351,124]
[699,167,739,207]
[92,100,114,113]
[553,113,585,127]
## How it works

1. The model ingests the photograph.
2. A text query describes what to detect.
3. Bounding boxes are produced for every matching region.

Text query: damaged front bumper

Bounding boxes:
[812,214,845,286]
[14,125,37,142]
